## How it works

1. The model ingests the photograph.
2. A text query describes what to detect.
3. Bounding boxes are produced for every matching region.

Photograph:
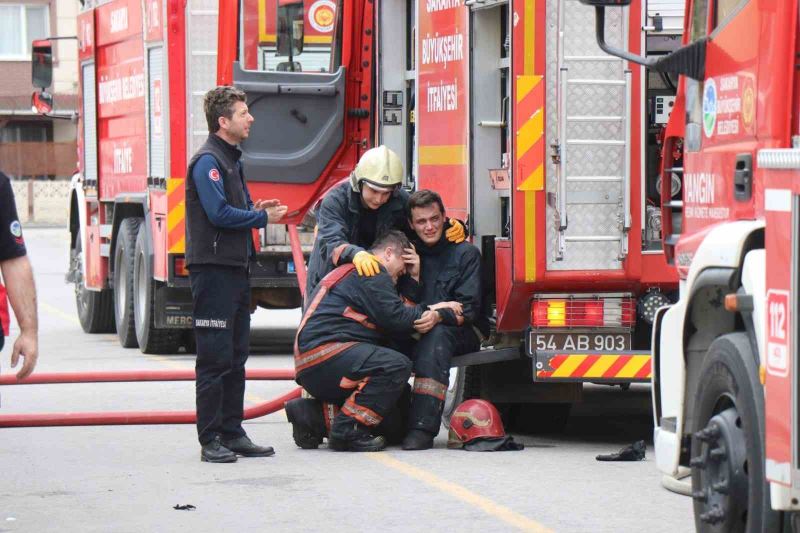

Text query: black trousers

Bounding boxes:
[409,324,481,435]
[296,343,412,433]
[190,265,250,445]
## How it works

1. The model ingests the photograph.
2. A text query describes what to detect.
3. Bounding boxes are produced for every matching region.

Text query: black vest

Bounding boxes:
[185,135,252,268]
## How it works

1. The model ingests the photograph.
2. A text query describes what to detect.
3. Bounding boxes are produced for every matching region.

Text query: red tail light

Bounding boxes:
[173,256,189,277]
[531,297,635,328]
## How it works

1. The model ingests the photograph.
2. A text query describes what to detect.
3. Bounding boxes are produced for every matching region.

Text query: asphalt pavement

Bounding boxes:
[0,228,695,532]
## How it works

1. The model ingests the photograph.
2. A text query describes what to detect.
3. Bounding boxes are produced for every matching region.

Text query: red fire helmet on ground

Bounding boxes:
[447,399,507,450]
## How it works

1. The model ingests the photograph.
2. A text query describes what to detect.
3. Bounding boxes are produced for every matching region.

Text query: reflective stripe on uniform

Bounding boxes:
[342,398,383,426]
[412,377,447,400]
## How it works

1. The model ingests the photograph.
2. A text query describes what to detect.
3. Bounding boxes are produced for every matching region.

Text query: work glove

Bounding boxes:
[445,219,466,244]
[353,250,381,276]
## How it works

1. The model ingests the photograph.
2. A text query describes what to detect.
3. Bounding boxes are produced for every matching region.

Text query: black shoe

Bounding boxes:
[221,435,275,457]
[201,437,238,463]
[329,423,387,452]
[401,429,434,451]
[285,398,326,449]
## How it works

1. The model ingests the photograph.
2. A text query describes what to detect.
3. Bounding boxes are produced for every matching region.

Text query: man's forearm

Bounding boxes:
[1,256,37,333]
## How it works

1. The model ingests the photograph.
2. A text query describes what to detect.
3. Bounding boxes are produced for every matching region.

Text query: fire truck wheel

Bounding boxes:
[72,231,115,334]
[690,332,780,533]
[113,217,142,348]
[441,366,480,430]
[132,224,182,354]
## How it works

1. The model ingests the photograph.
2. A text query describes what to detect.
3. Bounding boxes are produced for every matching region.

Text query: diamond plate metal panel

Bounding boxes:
[545,0,628,270]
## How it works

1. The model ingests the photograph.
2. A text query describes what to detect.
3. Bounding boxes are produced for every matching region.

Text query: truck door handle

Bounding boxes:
[290,109,308,124]
[734,153,752,202]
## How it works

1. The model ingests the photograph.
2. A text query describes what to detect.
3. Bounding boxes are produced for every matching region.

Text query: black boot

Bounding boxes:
[221,435,275,457]
[401,429,435,451]
[285,398,327,449]
[201,436,238,463]
[329,421,387,452]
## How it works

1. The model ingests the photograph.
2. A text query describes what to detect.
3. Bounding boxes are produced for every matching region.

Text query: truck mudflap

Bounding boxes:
[533,351,652,383]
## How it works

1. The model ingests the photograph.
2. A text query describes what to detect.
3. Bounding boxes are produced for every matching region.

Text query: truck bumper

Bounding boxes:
[533,351,652,383]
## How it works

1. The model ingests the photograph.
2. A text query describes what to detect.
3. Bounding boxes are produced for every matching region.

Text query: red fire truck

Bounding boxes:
[34,0,681,417]
[577,0,800,530]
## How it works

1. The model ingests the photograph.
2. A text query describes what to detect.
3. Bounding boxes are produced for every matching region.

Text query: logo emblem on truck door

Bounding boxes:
[309,0,336,33]
[702,78,717,138]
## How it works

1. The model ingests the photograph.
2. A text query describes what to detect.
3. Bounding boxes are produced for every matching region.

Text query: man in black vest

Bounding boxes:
[186,86,287,463]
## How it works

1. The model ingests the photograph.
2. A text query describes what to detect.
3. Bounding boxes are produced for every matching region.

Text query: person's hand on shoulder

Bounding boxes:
[445,219,466,244]
[353,251,380,276]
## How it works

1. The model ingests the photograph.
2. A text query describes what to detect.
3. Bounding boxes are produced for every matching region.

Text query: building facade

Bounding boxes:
[0,0,78,180]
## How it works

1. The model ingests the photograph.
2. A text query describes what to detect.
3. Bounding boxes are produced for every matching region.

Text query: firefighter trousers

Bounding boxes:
[190,265,251,445]
[296,343,412,434]
[409,324,481,436]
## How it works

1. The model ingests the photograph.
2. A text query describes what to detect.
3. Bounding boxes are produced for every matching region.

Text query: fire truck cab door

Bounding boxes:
[233,63,346,184]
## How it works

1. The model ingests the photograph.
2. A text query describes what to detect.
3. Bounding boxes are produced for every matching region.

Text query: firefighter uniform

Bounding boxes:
[408,235,488,438]
[295,263,426,449]
[0,172,27,352]
[305,180,409,299]
[185,134,268,449]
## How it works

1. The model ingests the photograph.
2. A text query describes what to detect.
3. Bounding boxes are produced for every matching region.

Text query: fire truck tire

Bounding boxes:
[73,232,115,334]
[441,366,480,430]
[133,225,182,354]
[113,217,142,348]
[690,332,780,533]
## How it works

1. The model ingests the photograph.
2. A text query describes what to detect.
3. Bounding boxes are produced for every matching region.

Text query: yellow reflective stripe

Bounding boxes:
[616,356,651,379]
[551,355,587,378]
[516,109,544,159]
[582,355,618,378]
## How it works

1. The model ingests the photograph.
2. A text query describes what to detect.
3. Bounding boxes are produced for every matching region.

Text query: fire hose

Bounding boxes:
[0,368,300,428]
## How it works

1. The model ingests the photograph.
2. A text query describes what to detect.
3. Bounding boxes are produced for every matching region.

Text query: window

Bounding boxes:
[714,0,743,28]
[0,4,49,60]
[689,0,709,42]
[238,0,341,73]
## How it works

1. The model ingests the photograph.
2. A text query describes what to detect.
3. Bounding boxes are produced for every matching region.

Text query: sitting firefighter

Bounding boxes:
[286,230,461,452]
[304,145,465,302]
[401,190,490,450]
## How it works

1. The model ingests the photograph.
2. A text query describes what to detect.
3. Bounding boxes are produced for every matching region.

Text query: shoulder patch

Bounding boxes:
[10,220,22,238]
[208,168,221,182]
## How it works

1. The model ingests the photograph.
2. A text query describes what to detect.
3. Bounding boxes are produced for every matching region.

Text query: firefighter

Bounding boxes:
[0,171,38,379]
[289,230,462,452]
[401,190,489,450]
[304,145,466,301]
[185,86,288,463]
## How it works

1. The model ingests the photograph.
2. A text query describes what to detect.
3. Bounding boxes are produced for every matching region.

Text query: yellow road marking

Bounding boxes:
[368,454,554,532]
[40,301,81,326]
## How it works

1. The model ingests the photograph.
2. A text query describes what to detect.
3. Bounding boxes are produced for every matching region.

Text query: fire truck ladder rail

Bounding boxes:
[0,368,300,428]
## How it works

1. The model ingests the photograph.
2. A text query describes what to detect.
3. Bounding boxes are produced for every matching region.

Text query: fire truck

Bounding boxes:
[33,0,683,417]
[576,0,800,530]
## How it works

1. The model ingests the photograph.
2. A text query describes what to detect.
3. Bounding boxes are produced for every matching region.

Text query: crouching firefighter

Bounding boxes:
[286,230,460,452]
[401,190,490,451]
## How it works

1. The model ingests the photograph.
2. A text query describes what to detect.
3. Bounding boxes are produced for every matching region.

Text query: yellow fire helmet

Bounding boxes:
[349,145,404,193]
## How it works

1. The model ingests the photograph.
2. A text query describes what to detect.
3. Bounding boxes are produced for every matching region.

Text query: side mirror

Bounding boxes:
[31,39,53,89]
[579,4,705,81]
[31,90,53,114]
[277,1,304,59]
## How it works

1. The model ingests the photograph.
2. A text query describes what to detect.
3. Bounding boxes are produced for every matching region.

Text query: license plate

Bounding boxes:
[531,332,631,353]
[287,261,296,274]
